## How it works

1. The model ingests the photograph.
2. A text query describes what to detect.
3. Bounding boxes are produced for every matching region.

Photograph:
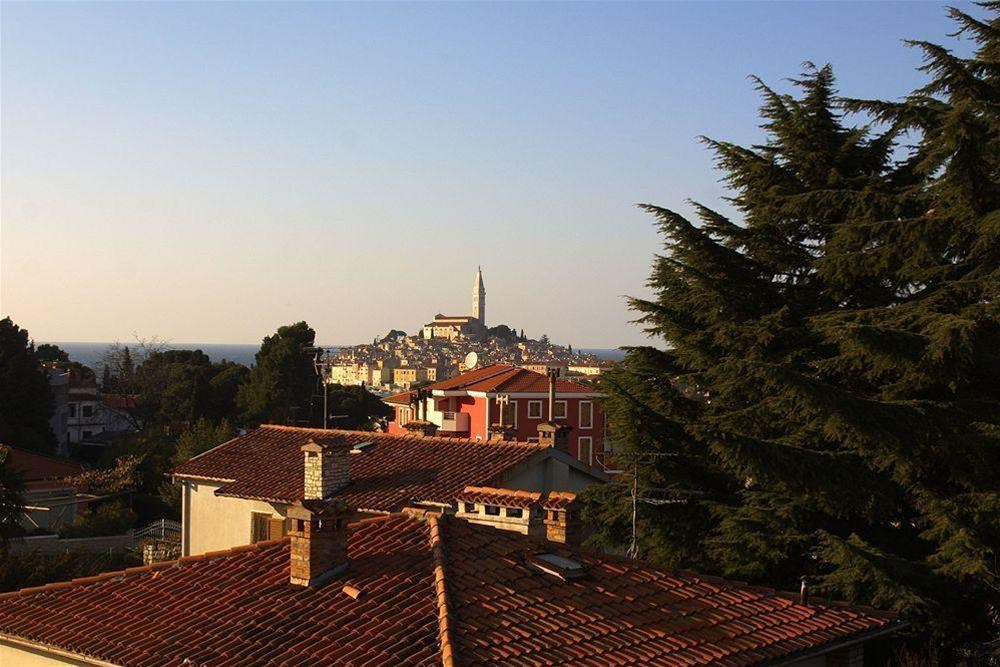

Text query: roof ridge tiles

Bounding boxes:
[248,423,547,449]
[428,513,457,667]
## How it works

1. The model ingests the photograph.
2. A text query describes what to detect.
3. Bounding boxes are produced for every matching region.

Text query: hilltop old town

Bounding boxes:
[0,4,998,667]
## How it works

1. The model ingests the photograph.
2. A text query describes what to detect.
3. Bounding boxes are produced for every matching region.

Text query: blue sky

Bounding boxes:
[0,1,976,347]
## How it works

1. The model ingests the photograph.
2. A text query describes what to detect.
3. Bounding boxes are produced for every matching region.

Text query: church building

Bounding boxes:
[422,267,488,341]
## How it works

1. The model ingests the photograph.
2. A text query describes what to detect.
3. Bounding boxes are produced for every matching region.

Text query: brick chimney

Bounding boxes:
[287,498,349,587]
[537,422,571,453]
[542,492,581,546]
[302,439,350,500]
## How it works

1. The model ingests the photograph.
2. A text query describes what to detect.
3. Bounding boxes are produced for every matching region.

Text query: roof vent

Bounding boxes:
[526,552,589,581]
[350,441,376,454]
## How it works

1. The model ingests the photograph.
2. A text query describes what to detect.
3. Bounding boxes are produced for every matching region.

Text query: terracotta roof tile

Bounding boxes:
[0,514,899,666]
[172,425,548,511]
[456,486,543,508]
[425,364,598,395]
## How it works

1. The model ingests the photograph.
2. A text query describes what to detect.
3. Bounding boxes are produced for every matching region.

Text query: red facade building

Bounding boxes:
[384,364,607,468]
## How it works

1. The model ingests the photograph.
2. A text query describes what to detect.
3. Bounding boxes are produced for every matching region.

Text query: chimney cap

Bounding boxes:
[288,497,349,520]
[302,438,352,453]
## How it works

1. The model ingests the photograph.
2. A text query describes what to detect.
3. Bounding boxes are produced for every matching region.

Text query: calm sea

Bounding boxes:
[46,342,626,370]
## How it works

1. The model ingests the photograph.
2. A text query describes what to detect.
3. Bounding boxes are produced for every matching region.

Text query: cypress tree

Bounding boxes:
[585,6,999,652]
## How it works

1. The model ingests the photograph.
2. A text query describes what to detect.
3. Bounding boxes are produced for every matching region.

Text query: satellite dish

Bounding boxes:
[464,352,479,369]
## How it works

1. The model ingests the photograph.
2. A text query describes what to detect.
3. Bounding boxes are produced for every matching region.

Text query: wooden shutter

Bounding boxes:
[267,517,287,540]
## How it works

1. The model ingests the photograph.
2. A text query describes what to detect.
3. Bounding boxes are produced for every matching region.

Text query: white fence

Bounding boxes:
[10,519,182,556]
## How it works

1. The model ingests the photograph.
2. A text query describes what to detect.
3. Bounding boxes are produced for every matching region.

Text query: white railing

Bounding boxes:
[133,518,182,541]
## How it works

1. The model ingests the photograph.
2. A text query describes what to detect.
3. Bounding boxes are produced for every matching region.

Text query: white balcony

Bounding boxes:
[441,411,470,433]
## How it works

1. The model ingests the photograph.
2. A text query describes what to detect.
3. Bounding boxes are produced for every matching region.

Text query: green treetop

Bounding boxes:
[584,5,999,654]
[237,322,318,426]
[0,318,55,453]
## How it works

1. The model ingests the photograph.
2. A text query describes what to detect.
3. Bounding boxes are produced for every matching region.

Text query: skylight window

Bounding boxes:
[350,441,376,454]
[526,552,589,581]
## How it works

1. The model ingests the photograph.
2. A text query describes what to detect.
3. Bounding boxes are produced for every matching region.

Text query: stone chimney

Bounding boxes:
[542,492,582,546]
[302,439,350,500]
[287,498,349,587]
[537,422,571,453]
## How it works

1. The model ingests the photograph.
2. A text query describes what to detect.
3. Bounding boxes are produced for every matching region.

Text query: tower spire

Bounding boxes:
[473,266,486,326]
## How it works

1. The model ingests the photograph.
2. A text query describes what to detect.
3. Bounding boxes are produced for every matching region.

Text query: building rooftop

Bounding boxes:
[384,364,600,405]
[1,446,85,483]
[172,425,551,511]
[0,512,899,666]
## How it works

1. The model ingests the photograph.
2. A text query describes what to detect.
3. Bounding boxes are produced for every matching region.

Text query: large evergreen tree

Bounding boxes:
[0,318,55,452]
[585,5,999,653]
[237,322,318,426]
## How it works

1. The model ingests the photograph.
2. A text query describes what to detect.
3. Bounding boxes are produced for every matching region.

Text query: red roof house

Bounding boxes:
[385,364,607,469]
[0,508,900,666]
[171,425,607,557]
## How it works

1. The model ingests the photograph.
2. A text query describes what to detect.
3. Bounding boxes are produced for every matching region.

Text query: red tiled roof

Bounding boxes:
[425,363,598,395]
[541,491,578,510]
[172,425,549,511]
[441,519,897,665]
[0,515,440,666]
[456,486,542,508]
[0,513,899,666]
[384,390,414,405]
[1,446,85,482]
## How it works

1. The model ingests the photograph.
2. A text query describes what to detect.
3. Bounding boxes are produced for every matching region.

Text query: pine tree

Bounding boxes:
[0,318,55,452]
[584,6,999,652]
[237,322,318,426]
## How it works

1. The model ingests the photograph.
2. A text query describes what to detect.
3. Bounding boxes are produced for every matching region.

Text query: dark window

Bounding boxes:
[82,405,94,418]
[251,512,271,543]
[464,503,476,513]
[485,505,500,516]
[68,404,77,418]
[506,507,523,518]
[82,430,93,439]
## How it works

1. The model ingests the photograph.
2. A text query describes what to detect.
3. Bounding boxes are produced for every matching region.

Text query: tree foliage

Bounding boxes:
[0,317,55,452]
[237,322,318,426]
[0,447,26,545]
[101,343,249,429]
[584,5,999,652]
[35,344,69,364]
[325,385,394,430]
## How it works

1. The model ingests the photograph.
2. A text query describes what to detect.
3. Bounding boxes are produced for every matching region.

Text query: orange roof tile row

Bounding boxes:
[172,425,548,511]
[0,513,899,666]
[456,486,543,508]
[541,491,579,510]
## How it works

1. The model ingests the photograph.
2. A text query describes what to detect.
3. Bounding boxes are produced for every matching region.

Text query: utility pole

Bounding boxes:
[628,459,639,559]
[310,347,335,429]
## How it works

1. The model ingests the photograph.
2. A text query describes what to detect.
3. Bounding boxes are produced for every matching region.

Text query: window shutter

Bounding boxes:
[267,517,287,540]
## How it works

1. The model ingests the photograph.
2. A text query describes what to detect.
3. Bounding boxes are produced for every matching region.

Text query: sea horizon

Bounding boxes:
[43,341,627,370]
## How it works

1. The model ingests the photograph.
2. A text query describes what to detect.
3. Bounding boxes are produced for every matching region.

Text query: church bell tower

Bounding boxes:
[473,266,486,326]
